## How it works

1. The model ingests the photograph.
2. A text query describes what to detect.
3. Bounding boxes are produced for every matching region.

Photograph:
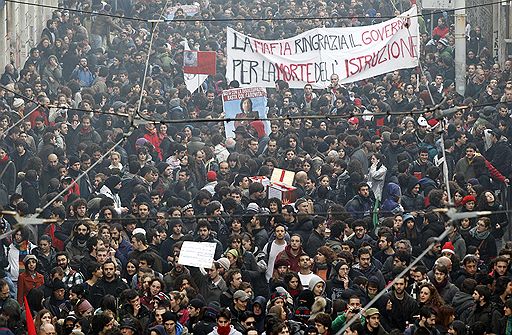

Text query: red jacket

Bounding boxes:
[274,245,304,273]
[17,271,44,304]
[143,132,162,160]
[28,107,49,127]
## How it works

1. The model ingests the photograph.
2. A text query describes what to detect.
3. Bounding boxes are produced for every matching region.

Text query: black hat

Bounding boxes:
[119,318,137,331]
[189,298,206,309]
[162,311,177,323]
[156,162,170,174]
[104,175,121,190]
[52,280,66,291]
[68,156,80,166]
[204,301,220,319]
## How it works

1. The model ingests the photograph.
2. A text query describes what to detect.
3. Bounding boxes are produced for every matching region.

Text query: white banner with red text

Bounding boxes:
[226,6,419,89]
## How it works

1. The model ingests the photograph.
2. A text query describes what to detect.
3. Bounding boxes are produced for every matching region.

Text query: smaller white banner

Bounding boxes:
[178,241,217,268]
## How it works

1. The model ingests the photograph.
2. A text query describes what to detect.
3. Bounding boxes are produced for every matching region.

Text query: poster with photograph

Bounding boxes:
[222,87,269,139]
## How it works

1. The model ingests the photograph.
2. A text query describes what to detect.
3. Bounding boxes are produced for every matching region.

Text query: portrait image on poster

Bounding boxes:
[222,87,269,139]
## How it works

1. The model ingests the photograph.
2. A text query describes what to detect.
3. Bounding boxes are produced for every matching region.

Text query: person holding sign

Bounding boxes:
[234,97,254,130]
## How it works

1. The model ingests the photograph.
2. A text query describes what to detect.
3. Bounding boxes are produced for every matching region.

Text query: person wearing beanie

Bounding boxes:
[202,170,218,195]
[119,317,140,335]
[185,298,206,331]
[17,255,44,304]
[154,162,173,196]
[441,241,456,257]
[99,174,127,214]
[43,279,72,318]
[461,195,476,207]
[76,299,94,318]
[194,301,220,334]
[326,260,351,302]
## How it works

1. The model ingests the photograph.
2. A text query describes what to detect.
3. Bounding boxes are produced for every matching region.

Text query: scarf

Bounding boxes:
[469,226,491,240]
[0,154,9,164]
[14,240,29,274]
[316,263,328,281]
[217,325,231,335]
[432,277,448,291]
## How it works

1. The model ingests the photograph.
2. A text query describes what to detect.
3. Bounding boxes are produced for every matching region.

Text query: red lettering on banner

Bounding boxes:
[273,63,316,83]
[345,37,415,77]
[361,19,405,45]
[251,40,294,56]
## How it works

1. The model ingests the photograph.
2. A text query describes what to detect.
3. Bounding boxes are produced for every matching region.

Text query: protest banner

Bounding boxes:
[166,4,200,20]
[226,6,419,89]
[178,241,217,268]
[222,87,270,139]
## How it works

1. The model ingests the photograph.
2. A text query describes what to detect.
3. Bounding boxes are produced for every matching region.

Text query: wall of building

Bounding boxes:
[0,0,58,72]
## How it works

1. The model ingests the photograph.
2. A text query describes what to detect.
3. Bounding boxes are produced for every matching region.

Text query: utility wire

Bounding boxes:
[3,0,509,24]
[132,100,498,125]
[4,0,147,22]
[41,211,377,223]
[28,206,512,223]
[0,85,130,118]
[0,81,498,127]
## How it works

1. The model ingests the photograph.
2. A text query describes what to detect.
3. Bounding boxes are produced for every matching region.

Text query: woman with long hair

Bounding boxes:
[267,198,283,215]
[418,283,445,313]
[169,290,190,326]
[34,309,54,332]
[282,272,303,300]
[229,220,244,237]
[468,216,497,263]
[174,273,199,293]
[98,206,119,225]
[141,277,165,311]
[401,214,420,255]
[122,259,139,287]
[436,305,455,334]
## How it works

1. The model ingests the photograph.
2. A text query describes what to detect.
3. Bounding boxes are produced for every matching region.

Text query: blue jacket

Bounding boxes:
[71,66,95,87]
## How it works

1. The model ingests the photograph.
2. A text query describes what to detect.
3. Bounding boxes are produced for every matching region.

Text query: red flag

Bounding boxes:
[183,51,217,75]
[24,296,37,335]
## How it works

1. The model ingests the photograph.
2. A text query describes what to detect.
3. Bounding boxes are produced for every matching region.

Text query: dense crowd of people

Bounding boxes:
[0,0,510,334]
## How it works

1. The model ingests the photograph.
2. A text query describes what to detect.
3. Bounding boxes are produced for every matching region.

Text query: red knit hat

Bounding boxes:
[441,241,455,255]
[461,195,476,205]
[206,170,217,182]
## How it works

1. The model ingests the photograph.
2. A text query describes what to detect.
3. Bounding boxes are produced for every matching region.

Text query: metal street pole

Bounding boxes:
[454,0,466,95]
